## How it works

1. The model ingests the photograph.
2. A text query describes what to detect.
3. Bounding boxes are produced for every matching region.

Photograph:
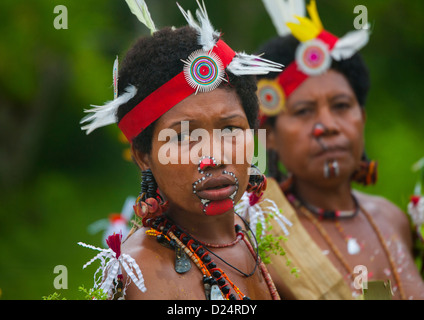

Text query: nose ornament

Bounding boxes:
[312,123,326,138]
[198,156,218,174]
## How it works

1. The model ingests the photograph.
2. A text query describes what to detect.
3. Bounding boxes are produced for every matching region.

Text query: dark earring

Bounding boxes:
[280,173,294,193]
[247,165,267,196]
[134,169,168,227]
[351,152,378,186]
[140,169,162,202]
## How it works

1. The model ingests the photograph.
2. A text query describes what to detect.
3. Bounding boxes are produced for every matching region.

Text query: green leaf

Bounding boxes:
[78,285,108,300]
[42,292,66,300]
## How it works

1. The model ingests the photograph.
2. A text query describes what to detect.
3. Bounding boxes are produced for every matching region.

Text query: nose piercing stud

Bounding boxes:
[312,123,326,138]
[198,156,218,174]
[313,123,328,151]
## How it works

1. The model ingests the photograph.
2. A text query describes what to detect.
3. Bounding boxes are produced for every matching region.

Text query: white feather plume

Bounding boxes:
[177,3,199,30]
[78,241,147,296]
[113,55,119,100]
[80,85,137,135]
[177,0,220,51]
[262,0,306,36]
[228,52,284,76]
[177,1,283,75]
[331,25,370,60]
[125,0,157,34]
[236,192,293,239]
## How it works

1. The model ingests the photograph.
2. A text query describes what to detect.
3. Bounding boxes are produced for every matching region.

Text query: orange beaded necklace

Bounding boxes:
[145,215,280,300]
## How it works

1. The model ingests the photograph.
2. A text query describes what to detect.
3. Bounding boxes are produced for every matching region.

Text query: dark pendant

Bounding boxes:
[156,234,173,249]
[203,276,212,300]
[175,245,191,274]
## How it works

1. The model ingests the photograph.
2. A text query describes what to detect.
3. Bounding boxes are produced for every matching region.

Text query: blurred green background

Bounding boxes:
[0,0,423,299]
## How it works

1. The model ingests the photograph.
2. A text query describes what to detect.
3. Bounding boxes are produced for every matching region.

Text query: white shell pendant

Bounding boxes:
[210,284,225,300]
[347,238,361,255]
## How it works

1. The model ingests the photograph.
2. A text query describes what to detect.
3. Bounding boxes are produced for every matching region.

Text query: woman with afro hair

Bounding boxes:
[80,1,286,300]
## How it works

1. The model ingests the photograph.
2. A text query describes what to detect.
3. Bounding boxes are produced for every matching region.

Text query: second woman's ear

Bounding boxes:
[263,123,277,152]
[131,144,151,171]
[361,107,367,124]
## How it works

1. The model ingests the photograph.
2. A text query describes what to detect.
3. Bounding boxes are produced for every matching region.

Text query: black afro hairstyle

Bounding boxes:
[116,26,259,154]
[255,34,370,126]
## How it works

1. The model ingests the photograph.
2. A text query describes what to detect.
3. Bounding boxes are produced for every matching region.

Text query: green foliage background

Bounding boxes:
[0,0,423,299]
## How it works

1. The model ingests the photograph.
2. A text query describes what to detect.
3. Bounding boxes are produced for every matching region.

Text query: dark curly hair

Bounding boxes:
[116,26,259,154]
[255,34,370,127]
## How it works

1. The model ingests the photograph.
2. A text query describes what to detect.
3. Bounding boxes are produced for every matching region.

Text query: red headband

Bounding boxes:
[278,30,338,97]
[257,30,339,125]
[118,39,236,142]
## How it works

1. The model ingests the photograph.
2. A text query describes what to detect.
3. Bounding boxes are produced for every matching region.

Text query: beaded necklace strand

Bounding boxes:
[191,232,243,248]
[359,204,406,300]
[182,224,260,278]
[294,193,360,219]
[144,215,280,300]
[287,195,406,299]
[288,193,361,254]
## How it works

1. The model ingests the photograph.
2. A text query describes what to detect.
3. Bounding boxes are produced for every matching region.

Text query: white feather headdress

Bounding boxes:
[177,0,283,76]
[80,0,155,136]
[177,0,220,51]
[331,25,371,61]
[125,0,157,34]
[80,85,137,135]
[260,0,370,79]
[80,0,283,137]
[263,0,370,62]
[262,0,306,36]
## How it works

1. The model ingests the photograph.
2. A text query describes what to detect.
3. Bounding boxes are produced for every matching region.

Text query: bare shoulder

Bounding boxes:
[354,190,406,222]
[121,227,154,260]
[354,190,412,247]
[120,228,178,300]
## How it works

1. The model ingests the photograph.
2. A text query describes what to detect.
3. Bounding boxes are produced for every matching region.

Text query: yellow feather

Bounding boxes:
[307,0,324,31]
[286,15,320,42]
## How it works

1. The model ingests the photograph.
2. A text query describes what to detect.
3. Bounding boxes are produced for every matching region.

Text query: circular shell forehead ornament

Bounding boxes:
[183,49,226,94]
[257,79,285,116]
[295,38,331,76]
[80,0,283,141]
